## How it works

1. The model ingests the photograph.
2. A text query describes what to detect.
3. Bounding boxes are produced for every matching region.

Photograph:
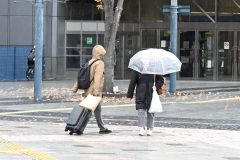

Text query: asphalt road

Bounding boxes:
[1,91,240,131]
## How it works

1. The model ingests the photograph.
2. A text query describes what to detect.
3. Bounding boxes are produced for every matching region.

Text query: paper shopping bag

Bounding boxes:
[79,94,102,112]
[149,86,163,113]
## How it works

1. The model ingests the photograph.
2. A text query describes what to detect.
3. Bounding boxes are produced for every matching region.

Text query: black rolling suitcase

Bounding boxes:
[65,106,92,135]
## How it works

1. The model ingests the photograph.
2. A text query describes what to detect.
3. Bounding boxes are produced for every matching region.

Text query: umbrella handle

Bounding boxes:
[152,81,156,90]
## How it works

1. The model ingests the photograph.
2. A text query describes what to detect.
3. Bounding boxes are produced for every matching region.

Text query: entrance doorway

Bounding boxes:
[179,30,215,80]
[238,32,240,80]
[179,31,195,79]
[198,31,214,80]
[217,31,234,80]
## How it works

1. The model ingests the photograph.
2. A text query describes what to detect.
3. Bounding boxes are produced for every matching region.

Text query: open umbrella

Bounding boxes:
[128,48,182,75]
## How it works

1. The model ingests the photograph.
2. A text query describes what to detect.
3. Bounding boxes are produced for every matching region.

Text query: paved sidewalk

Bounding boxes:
[0,120,240,160]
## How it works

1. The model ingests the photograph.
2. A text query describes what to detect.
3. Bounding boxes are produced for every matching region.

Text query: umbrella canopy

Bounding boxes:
[128,48,182,75]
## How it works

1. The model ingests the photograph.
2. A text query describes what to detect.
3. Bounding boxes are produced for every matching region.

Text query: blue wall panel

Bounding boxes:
[15,47,31,80]
[0,47,14,80]
[0,46,31,80]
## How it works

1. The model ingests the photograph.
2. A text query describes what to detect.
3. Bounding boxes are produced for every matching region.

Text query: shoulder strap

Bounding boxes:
[89,59,101,67]
[88,59,102,83]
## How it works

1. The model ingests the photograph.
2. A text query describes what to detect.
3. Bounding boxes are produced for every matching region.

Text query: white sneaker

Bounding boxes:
[138,128,146,136]
[146,129,153,136]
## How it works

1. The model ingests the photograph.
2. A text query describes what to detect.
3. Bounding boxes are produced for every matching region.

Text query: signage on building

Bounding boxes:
[161,40,166,48]
[224,42,229,50]
[86,37,93,45]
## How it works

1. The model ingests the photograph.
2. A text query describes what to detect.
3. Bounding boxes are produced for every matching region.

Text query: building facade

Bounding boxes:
[0,0,240,81]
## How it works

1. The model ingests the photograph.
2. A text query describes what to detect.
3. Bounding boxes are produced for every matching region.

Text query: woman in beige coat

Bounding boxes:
[72,45,112,134]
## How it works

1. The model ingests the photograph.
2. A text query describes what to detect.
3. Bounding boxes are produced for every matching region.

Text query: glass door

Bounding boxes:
[160,30,170,51]
[82,34,97,65]
[237,32,240,80]
[198,31,214,80]
[141,29,157,49]
[66,34,81,69]
[65,32,103,70]
[218,31,234,80]
[179,31,195,79]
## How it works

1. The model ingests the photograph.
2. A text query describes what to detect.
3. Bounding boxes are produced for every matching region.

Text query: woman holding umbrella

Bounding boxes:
[127,71,165,136]
[127,48,181,136]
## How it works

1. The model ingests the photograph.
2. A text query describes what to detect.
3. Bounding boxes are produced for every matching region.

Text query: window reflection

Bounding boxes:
[66,48,80,55]
[65,1,103,20]
[67,34,81,47]
[82,48,92,56]
[66,33,103,69]
[142,29,157,48]
[66,57,80,68]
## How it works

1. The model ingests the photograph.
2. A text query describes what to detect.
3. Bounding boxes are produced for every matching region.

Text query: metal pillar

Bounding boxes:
[34,0,43,101]
[169,0,178,93]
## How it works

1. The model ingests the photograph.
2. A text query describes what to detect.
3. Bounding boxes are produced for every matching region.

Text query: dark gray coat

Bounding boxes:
[127,70,164,110]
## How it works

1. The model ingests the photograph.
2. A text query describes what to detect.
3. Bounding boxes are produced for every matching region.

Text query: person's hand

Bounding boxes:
[71,88,78,93]
[126,96,133,99]
[92,91,100,97]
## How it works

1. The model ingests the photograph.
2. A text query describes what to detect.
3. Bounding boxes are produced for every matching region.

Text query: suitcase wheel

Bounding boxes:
[76,131,82,135]
[69,131,73,135]
[64,128,68,132]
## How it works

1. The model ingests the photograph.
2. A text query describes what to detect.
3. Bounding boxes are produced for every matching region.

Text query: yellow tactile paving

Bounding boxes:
[0,137,56,160]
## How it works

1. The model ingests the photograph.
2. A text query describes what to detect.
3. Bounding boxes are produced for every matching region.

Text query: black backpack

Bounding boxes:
[77,59,101,89]
[28,50,35,61]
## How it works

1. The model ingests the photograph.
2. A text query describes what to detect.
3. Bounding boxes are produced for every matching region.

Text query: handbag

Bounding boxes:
[149,85,163,113]
[158,77,167,95]
[79,94,102,112]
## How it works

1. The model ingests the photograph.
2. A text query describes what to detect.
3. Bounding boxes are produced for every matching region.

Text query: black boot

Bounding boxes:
[99,128,112,134]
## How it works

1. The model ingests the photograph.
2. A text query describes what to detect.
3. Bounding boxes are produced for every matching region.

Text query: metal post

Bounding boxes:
[34,0,43,100]
[169,0,178,93]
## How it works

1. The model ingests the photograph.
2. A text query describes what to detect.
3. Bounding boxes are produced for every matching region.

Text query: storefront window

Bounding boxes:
[218,31,234,80]
[67,34,81,47]
[66,56,80,68]
[66,33,104,69]
[142,29,157,48]
[82,34,96,47]
[198,31,214,80]
[114,33,140,79]
[66,34,81,69]
[140,0,170,22]
[65,1,103,20]
[81,48,92,65]
[237,32,240,79]
[121,0,139,22]
[98,34,104,46]
[160,30,170,50]
[180,0,215,22]
[179,31,195,79]
[218,0,240,22]
[66,48,80,56]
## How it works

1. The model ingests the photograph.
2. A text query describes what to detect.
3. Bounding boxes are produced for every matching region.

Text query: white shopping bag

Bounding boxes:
[149,86,163,113]
[79,94,102,112]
